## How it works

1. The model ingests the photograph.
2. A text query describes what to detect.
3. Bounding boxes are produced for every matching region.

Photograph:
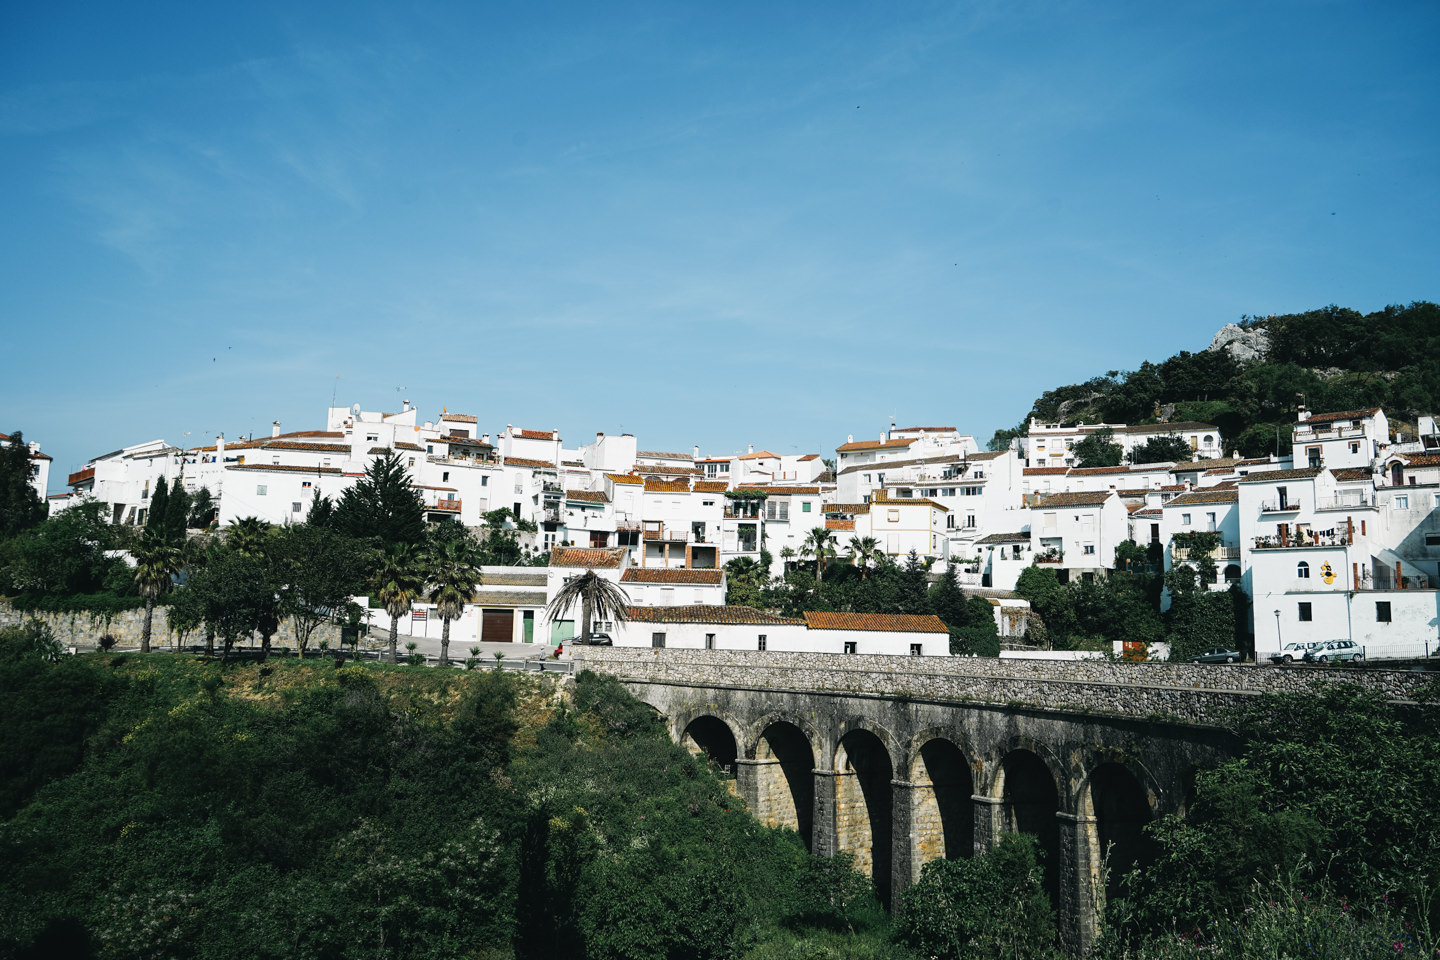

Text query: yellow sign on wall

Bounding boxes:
[1321,562,1335,585]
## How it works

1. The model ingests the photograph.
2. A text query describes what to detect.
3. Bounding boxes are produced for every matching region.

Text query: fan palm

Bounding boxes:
[226,516,272,557]
[848,535,881,579]
[546,570,631,645]
[427,537,484,667]
[373,543,426,663]
[133,533,181,653]
[802,528,838,583]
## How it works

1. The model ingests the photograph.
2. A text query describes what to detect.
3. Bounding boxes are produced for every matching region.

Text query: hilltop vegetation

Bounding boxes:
[990,302,1440,456]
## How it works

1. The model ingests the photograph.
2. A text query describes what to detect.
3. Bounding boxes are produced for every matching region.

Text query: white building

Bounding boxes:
[612,607,951,656]
[1024,419,1224,467]
[1027,490,1129,581]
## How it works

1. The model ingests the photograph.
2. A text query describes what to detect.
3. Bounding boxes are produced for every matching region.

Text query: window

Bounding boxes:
[366,434,378,442]
[843,641,857,654]
[1298,602,1312,621]
[757,635,767,651]
[427,445,434,454]
[705,633,716,650]
[302,481,312,489]
[1395,495,1409,509]
[1083,544,1096,555]
[966,514,976,528]
[1376,601,1392,623]
[292,502,302,513]
[909,643,922,656]
[442,471,449,482]
[898,488,912,498]
[1206,512,1217,530]
[1425,533,1440,547]
[887,509,900,522]
[651,633,666,648]
[925,488,938,497]
[863,474,871,483]
[257,485,267,495]
[944,488,956,497]
[802,502,811,512]
[408,458,415,467]
[947,515,956,529]
[703,499,715,507]
[1297,561,1310,579]
[1181,513,1191,526]
[481,476,488,486]
[1350,442,1360,454]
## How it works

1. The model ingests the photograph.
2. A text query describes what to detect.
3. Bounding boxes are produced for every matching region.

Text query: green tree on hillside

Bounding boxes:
[0,431,45,540]
[334,452,426,547]
[1128,435,1197,464]
[1073,427,1124,467]
[133,533,181,654]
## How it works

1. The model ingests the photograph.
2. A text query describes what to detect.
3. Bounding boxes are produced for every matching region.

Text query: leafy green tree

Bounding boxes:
[185,548,276,659]
[143,480,169,538]
[846,536,881,578]
[1164,590,1235,662]
[896,833,1055,959]
[225,516,272,558]
[801,527,838,583]
[987,420,1029,452]
[427,537,484,667]
[305,489,335,528]
[724,556,767,607]
[0,618,62,663]
[373,543,426,663]
[1127,435,1197,464]
[1073,426,1124,467]
[132,533,181,653]
[546,570,631,645]
[187,486,216,529]
[270,524,370,655]
[0,500,126,602]
[333,452,426,547]
[1015,565,1076,647]
[896,550,930,614]
[0,431,46,540]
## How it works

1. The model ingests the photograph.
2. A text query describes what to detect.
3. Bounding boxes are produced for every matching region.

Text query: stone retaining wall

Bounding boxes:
[0,602,343,651]
[573,647,1433,725]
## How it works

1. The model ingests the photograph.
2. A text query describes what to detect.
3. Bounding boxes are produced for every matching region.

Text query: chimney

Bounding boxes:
[747,443,754,455]
[215,434,225,458]
[481,433,490,445]
[506,424,513,436]
[693,444,700,459]
[271,420,281,438]
[402,399,410,412]
[1298,403,1310,422]
[847,434,854,444]
[597,432,604,442]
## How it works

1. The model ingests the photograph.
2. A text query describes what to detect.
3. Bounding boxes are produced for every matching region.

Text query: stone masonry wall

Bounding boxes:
[574,647,1432,726]
[0,601,344,651]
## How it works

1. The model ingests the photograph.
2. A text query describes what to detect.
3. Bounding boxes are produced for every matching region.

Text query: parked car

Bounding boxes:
[573,633,614,646]
[1303,640,1364,663]
[1268,641,1323,664]
[1188,648,1242,664]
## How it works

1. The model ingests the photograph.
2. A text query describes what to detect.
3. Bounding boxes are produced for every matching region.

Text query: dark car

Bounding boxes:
[573,633,614,646]
[1188,648,1241,664]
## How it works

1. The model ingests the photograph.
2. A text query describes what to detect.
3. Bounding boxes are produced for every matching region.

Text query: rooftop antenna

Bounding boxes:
[331,375,340,409]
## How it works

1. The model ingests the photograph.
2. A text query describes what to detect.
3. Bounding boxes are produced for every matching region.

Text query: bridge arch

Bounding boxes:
[744,711,822,848]
[1077,759,1160,907]
[832,719,900,904]
[903,728,978,880]
[676,710,744,776]
[988,737,1067,906]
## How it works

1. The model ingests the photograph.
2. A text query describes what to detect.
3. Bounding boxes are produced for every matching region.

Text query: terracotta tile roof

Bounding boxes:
[738,450,779,460]
[1211,480,1239,489]
[693,480,729,493]
[1174,457,1242,471]
[872,491,949,511]
[740,484,822,495]
[838,452,976,476]
[441,413,477,423]
[503,456,556,469]
[802,611,949,634]
[836,437,917,453]
[1110,421,1218,436]
[411,484,459,492]
[636,450,693,461]
[643,478,692,493]
[638,464,703,477]
[226,463,343,475]
[468,590,547,606]
[1158,484,1188,491]
[1111,488,1153,497]
[1068,465,1135,476]
[262,440,351,453]
[696,457,731,464]
[1032,491,1114,508]
[1299,408,1382,426]
[966,450,1006,461]
[1236,466,1325,483]
[894,426,957,433]
[826,518,855,530]
[47,492,72,500]
[1400,454,1440,468]
[624,605,803,625]
[479,570,548,587]
[825,503,871,514]
[548,546,626,568]
[393,442,424,451]
[1163,488,1239,507]
[621,569,724,585]
[441,435,493,448]
[606,473,644,485]
[1024,467,1069,476]
[1238,458,1275,466]
[977,531,1030,544]
[798,454,821,461]
[1132,507,1162,518]
[566,489,609,503]
[68,467,95,486]
[517,429,557,440]
[1331,466,1375,481]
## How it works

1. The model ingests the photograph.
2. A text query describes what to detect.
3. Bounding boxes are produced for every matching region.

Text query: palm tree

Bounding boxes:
[133,533,181,653]
[848,535,881,579]
[226,516,272,557]
[374,543,426,663]
[427,538,484,667]
[779,546,797,573]
[802,528,837,583]
[546,570,631,645]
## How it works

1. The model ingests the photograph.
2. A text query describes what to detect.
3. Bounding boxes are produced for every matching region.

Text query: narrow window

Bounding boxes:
[1298,602,1312,622]
[757,635,767,651]
[257,484,267,496]
[1376,602,1391,623]
[843,641,857,654]
[705,633,716,650]
[1297,561,1310,579]
[909,643,922,656]
[651,632,666,648]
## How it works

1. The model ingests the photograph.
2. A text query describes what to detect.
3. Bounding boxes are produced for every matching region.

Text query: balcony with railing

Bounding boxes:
[1259,499,1301,513]
[1171,544,1241,561]
[1252,532,1351,550]
[724,505,762,519]
[1035,549,1064,565]
[429,498,461,514]
[1315,494,1378,511]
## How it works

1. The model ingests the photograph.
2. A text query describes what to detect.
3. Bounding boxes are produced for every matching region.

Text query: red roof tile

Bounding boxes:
[517,428,557,440]
[621,569,724,585]
[504,456,556,468]
[624,605,802,625]
[836,437,917,453]
[1032,491,1114,508]
[227,463,343,475]
[643,478,691,493]
[566,489,609,503]
[1299,408,1382,426]
[606,473,644,485]
[802,611,949,634]
[549,547,626,568]
[693,480,729,493]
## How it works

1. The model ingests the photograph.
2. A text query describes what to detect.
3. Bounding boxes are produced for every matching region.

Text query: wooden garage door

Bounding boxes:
[481,609,514,644]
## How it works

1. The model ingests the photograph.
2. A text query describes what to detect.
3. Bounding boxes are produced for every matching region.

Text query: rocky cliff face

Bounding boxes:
[1207,323,1270,363]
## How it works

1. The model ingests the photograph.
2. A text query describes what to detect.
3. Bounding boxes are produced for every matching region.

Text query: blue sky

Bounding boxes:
[3,1,1437,476]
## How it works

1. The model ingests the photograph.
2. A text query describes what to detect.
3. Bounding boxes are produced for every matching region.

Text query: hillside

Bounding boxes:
[989,301,1440,457]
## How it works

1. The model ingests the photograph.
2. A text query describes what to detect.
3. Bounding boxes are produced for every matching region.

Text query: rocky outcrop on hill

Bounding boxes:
[1207,323,1270,363]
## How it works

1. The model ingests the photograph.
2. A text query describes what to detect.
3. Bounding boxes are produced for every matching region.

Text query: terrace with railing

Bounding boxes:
[1259,499,1302,513]
[1252,531,1351,550]
[1171,544,1241,561]
[1315,495,1378,511]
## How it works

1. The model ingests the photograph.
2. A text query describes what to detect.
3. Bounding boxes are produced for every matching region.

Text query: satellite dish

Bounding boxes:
[352,403,361,415]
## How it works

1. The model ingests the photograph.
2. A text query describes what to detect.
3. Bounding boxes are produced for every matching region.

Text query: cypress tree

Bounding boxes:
[164,477,191,543]
[145,481,169,535]
[0,430,46,538]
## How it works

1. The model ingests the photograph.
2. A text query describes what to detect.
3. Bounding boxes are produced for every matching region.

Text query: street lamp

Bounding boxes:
[1273,609,1282,652]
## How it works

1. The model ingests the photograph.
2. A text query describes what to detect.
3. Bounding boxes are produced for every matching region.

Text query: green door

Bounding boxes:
[523,611,535,643]
[549,620,574,643]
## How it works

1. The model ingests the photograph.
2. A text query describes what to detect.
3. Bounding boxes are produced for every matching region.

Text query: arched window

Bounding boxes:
[1224,564,1241,582]
[1297,561,1310,579]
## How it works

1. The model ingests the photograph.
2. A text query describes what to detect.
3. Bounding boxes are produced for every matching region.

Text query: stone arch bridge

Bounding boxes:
[573,648,1430,952]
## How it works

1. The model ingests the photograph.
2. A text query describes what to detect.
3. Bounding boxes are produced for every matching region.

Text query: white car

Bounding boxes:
[1268,641,1323,664]
[1303,640,1365,664]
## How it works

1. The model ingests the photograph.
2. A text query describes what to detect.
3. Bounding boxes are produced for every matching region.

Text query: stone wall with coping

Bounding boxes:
[573,647,1433,725]
[0,602,343,651]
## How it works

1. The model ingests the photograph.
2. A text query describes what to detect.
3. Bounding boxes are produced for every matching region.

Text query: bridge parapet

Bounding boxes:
[573,648,1430,726]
